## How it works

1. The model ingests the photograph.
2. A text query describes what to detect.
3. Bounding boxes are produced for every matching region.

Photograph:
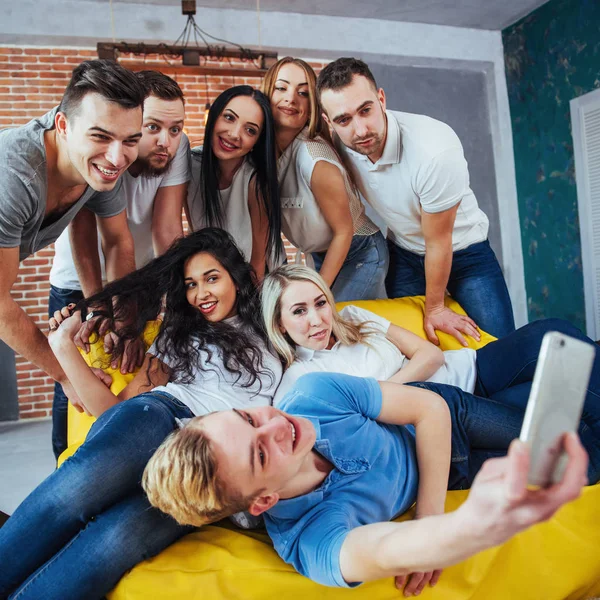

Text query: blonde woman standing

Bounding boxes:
[262,57,388,301]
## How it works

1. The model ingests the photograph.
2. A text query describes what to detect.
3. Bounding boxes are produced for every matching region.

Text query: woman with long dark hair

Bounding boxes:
[261,57,388,301]
[0,228,282,600]
[187,86,283,279]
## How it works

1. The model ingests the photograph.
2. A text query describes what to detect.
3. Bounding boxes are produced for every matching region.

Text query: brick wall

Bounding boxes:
[0,45,325,419]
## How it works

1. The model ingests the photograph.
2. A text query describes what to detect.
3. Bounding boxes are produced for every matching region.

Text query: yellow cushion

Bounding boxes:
[61,298,600,600]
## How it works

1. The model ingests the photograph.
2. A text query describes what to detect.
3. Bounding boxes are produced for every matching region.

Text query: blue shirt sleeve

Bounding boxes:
[273,504,359,588]
[284,372,383,420]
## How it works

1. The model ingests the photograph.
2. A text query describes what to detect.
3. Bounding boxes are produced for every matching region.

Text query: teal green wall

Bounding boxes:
[503,0,600,329]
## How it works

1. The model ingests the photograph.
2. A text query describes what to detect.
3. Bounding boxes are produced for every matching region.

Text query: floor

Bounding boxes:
[0,419,55,515]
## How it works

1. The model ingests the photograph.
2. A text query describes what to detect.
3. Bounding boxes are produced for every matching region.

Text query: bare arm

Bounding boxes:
[70,208,102,297]
[377,381,451,519]
[117,352,171,401]
[96,210,136,282]
[0,247,67,384]
[339,434,587,585]
[248,175,269,281]
[422,205,480,346]
[310,161,354,287]
[385,323,445,384]
[152,183,186,256]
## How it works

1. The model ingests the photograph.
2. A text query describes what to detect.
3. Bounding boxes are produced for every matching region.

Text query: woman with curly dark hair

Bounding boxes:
[0,228,282,600]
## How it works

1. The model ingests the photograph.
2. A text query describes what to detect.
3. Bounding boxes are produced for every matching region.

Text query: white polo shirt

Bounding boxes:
[273,304,477,405]
[50,134,190,290]
[337,110,489,255]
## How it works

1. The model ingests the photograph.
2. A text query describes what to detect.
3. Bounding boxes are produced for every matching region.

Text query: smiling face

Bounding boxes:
[201,405,317,509]
[131,94,185,177]
[184,252,238,322]
[320,74,388,162]
[210,95,263,165]
[59,92,143,190]
[269,62,311,134]
[278,280,334,351]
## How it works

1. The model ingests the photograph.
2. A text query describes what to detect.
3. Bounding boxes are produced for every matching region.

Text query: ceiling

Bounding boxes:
[85,0,551,30]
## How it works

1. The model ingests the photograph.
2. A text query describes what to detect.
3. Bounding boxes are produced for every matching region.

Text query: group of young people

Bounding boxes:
[0,56,597,599]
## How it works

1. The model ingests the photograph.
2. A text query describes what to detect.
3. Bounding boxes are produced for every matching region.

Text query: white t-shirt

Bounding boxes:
[149,317,283,416]
[50,135,191,290]
[187,149,254,261]
[278,129,378,254]
[337,111,489,255]
[274,304,477,405]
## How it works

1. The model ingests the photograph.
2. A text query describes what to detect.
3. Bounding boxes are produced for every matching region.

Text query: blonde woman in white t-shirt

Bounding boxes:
[262,264,600,417]
[261,57,388,301]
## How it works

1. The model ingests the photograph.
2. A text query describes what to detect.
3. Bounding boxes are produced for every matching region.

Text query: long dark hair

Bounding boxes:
[196,85,283,262]
[78,228,271,388]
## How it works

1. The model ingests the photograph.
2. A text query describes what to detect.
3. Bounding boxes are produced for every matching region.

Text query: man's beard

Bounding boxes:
[133,153,174,178]
[350,132,385,156]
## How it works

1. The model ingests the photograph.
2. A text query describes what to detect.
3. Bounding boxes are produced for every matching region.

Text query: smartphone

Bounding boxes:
[519,331,595,486]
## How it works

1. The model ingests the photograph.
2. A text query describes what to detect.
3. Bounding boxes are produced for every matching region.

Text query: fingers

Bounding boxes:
[73,319,97,353]
[448,327,469,347]
[424,322,440,346]
[48,303,77,331]
[395,575,406,590]
[505,439,530,504]
[90,367,113,388]
[48,317,59,332]
[402,572,426,596]
[430,569,443,587]
[546,433,588,503]
[121,338,145,374]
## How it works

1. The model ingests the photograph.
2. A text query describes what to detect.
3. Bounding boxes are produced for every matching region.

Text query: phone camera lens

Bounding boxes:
[559,340,565,347]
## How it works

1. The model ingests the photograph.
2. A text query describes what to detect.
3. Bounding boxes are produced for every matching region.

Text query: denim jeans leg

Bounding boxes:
[447,240,515,339]
[384,241,426,299]
[48,285,84,460]
[405,382,523,489]
[311,232,390,302]
[0,393,193,598]
[10,493,193,600]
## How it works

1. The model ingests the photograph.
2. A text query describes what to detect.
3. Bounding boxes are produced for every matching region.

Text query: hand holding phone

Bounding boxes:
[519,331,595,487]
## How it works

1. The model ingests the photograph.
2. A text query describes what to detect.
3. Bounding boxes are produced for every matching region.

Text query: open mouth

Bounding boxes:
[310,329,328,340]
[92,163,120,181]
[288,418,298,450]
[218,137,239,152]
[198,300,218,315]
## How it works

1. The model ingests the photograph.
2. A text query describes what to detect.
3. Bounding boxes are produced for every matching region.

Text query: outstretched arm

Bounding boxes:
[339,434,587,589]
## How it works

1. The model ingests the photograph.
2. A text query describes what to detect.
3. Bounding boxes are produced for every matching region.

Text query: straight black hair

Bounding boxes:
[197,85,283,262]
[78,228,273,389]
[58,59,145,118]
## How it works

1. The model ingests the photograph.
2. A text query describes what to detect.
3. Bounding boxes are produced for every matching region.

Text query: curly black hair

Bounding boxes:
[78,228,273,389]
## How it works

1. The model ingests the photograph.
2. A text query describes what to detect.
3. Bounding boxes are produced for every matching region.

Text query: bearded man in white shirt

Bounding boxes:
[317,58,515,347]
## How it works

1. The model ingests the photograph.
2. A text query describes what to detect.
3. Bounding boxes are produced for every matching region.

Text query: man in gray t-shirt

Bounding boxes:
[0,60,145,419]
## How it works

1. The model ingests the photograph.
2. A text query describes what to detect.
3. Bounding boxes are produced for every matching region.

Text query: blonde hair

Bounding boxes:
[261,57,326,140]
[142,417,253,527]
[261,264,377,368]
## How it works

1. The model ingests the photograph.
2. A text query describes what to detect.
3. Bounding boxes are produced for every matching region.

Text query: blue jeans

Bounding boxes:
[385,239,515,338]
[312,232,389,302]
[407,318,600,487]
[48,285,84,460]
[0,392,195,600]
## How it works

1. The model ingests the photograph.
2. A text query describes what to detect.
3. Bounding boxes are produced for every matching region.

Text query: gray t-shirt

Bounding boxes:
[0,107,127,261]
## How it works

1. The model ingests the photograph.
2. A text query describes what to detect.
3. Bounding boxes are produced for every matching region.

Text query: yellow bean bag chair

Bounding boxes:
[60,297,600,600]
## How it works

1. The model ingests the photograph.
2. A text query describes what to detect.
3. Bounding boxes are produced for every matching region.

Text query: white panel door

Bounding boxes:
[571,87,600,339]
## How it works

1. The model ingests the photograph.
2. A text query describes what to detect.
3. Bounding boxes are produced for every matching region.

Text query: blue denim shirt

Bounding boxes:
[264,372,419,588]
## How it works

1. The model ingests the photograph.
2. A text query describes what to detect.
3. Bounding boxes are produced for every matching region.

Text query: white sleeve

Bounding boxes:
[159,134,191,188]
[339,305,390,334]
[414,147,471,214]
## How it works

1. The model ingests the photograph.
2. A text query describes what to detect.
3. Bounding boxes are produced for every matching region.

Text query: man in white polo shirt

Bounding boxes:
[48,70,190,459]
[317,58,515,346]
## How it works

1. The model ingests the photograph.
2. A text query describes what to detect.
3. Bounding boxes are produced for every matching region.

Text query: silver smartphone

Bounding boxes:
[519,331,595,486]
